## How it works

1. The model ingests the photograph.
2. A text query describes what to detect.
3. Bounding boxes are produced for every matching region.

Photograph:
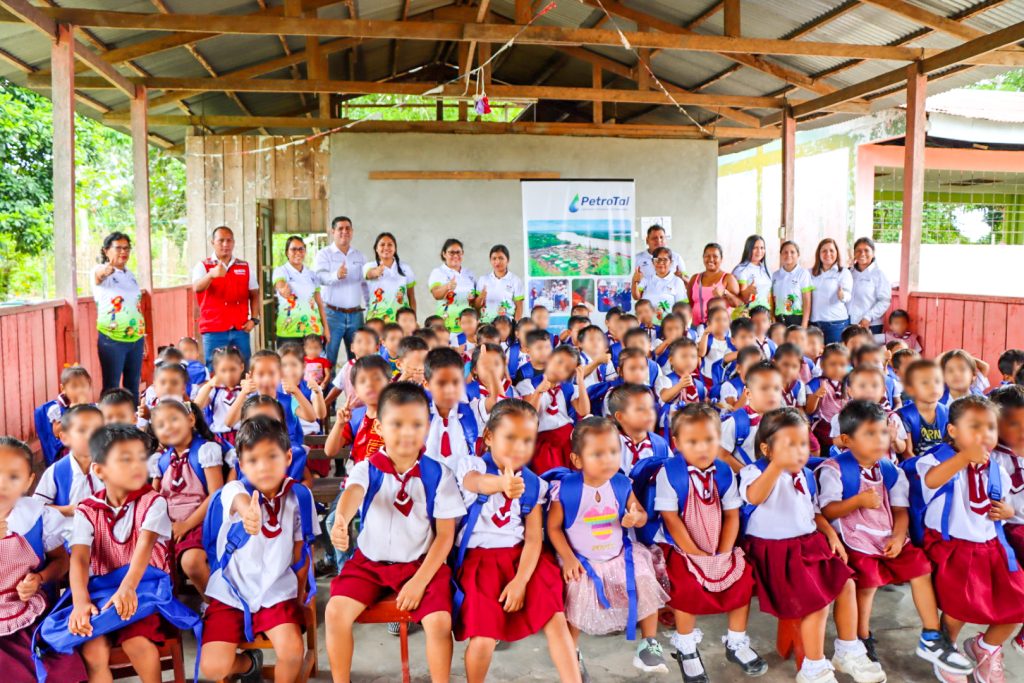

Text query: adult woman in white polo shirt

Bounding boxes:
[93,231,146,402]
[809,238,853,345]
[429,238,479,332]
[848,237,892,342]
[631,246,688,323]
[363,232,416,323]
[732,234,772,317]
[477,244,524,323]
[770,240,813,328]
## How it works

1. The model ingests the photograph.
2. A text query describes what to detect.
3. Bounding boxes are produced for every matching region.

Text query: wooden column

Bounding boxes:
[592,63,603,124]
[780,105,796,240]
[899,62,926,308]
[515,0,531,24]
[724,0,741,37]
[52,23,78,360]
[637,48,652,91]
[458,43,469,121]
[131,86,152,292]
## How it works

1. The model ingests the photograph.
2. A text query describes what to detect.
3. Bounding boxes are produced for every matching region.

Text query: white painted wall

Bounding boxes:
[328,132,718,312]
[875,243,1024,296]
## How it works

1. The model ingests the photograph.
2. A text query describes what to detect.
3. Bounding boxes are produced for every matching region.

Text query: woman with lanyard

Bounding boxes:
[428,238,480,332]
[686,242,742,330]
[271,235,328,346]
[363,231,417,323]
[93,231,146,403]
[848,237,892,342]
[731,234,772,318]
[476,244,525,323]
[808,237,853,345]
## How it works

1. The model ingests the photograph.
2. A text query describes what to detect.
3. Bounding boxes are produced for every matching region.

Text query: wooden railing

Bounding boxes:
[0,285,196,447]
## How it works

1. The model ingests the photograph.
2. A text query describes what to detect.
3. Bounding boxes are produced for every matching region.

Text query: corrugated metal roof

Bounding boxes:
[0,0,1020,151]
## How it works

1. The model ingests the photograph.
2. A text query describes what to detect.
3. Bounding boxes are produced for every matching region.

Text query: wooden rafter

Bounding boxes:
[859,0,993,42]
[686,1,723,30]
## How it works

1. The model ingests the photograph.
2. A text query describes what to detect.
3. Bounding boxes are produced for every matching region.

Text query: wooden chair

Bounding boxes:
[110,634,186,682]
[776,617,805,669]
[218,596,319,683]
[356,596,415,683]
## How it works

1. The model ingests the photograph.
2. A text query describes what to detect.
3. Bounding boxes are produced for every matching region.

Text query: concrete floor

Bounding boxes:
[172,579,1023,682]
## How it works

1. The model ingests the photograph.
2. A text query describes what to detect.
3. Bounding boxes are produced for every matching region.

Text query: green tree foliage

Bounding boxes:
[970,68,1024,92]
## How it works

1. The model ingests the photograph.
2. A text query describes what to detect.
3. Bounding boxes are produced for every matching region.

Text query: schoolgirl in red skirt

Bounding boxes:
[453,399,576,683]
[0,438,85,682]
[914,395,1024,682]
[820,401,971,679]
[148,398,226,597]
[655,404,763,682]
[738,408,876,683]
[517,345,590,474]
[193,344,246,449]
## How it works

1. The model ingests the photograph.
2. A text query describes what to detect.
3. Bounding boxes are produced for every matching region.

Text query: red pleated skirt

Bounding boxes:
[660,544,755,615]
[455,545,564,642]
[173,525,205,562]
[530,423,575,474]
[845,543,931,589]
[743,533,853,619]
[923,529,1024,625]
[1007,523,1024,562]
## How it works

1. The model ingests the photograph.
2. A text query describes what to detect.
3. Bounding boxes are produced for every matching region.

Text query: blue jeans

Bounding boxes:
[202,329,252,369]
[97,333,145,405]
[324,308,364,369]
[811,318,851,345]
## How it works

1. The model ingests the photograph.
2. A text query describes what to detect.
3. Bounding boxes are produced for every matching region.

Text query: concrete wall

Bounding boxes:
[328,132,718,310]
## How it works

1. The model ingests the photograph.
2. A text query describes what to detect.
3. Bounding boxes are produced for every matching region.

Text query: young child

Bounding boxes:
[518,346,589,474]
[653,314,686,370]
[44,424,199,682]
[148,398,225,596]
[303,333,333,391]
[0,436,84,682]
[634,300,661,346]
[234,395,309,484]
[396,307,419,337]
[804,327,826,381]
[622,328,662,387]
[453,308,481,362]
[452,399,578,682]
[178,336,210,387]
[884,310,921,352]
[380,323,404,373]
[98,387,137,425]
[325,327,380,406]
[493,315,514,352]
[466,343,514,434]
[774,343,808,411]
[194,345,246,447]
[768,322,786,349]
[33,405,105,532]
[940,349,989,407]
[749,306,775,360]
[841,326,873,357]
[199,415,319,683]
[820,401,972,679]
[996,349,1024,388]
[898,359,948,459]
[326,382,467,683]
[590,348,655,419]
[891,348,919,405]
[578,325,616,389]
[506,319,536,378]
[715,346,763,412]
[852,344,898,410]
[546,417,669,675]
[41,365,94,464]
[739,409,878,683]
[656,405,764,682]
[280,343,328,441]
[424,347,478,468]
[656,339,705,407]
[807,343,850,450]
[697,308,733,381]
[607,383,667,473]
[138,362,192,428]
[720,362,784,472]
[913,395,1024,681]
[830,367,907,462]
[395,335,430,387]
[722,318,756,369]
[326,355,391,465]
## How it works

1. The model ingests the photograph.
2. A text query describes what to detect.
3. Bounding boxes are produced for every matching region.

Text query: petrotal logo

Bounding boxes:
[569,193,631,212]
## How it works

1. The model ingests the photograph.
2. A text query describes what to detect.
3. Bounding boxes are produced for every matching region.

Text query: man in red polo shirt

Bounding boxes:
[192,226,261,367]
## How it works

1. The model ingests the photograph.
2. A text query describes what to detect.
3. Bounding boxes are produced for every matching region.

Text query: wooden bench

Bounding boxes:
[356,596,415,683]
[218,596,319,683]
[110,634,185,682]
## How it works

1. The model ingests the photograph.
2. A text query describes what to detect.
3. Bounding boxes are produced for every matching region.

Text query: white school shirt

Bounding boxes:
[719,381,742,405]
[425,403,474,471]
[848,262,891,327]
[477,271,525,323]
[992,444,1024,525]
[732,262,772,311]
[738,464,819,539]
[635,249,686,280]
[33,455,103,507]
[469,380,515,432]
[70,495,172,574]
[783,380,808,409]
[515,380,578,432]
[313,243,368,309]
[146,441,224,479]
[4,497,66,553]
[915,451,1012,542]
[205,385,244,433]
[816,459,910,529]
[809,265,853,323]
[771,266,813,318]
[619,433,657,474]
[348,455,466,563]
[720,413,761,465]
[636,273,688,322]
[653,463,742,544]
[701,335,732,377]
[204,480,320,612]
[580,352,617,389]
[454,457,548,549]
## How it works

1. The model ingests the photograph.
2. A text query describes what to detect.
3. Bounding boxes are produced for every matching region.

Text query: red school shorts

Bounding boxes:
[330,550,452,622]
[202,598,304,644]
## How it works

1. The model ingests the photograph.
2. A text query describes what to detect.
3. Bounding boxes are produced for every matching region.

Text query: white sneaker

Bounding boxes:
[796,666,838,683]
[832,651,887,683]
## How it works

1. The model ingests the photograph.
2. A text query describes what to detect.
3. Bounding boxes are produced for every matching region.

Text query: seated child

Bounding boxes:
[671,301,698,342]
[607,383,668,473]
[199,415,319,682]
[940,349,989,407]
[467,344,514,433]
[841,325,873,357]
[547,417,669,675]
[476,324,501,349]
[0,436,84,682]
[425,347,478,467]
[634,299,661,345]
[380,323,404,373]
[452,399,577,683]
[148,398,225,595]
[138,361,192,428]
[178,336,210,387]
[33,405,105,532]
[326,355,391,465]
[591,348,656,419]
[804,326,826,381]
[40,365,94,464]
[891,348,919,406]
[720,362,784,472]
[280,342,327,441]
[303,333,333,391]
[518,346,589,474]
[98,387,137,425]
[829,367,906,462]
[884,309,921,352]
[768,322,786,349]
[852,344,898,410]
[325,327,380,407]
[234,395,308,484]
[898,359,948,459]
[820,401,972,679]
[621,328,661,387]
[996,349,1024,388]
[739,409,878,683]
[413,326,440,349]
[697,308,733,381]
[506,319,536,377]
[774,343,808,411]
[656,338,705,413]
[578,325,616,388]
[807,343,850,450]
[396,307,419,337]
[492,315,514,352]
[326,382,467,683]
[749,306,775,360]
[716,346,763,412]
[913,395,1024,681]
[657,405,765,681]
[653,314,686,370]
[395,335,430,387]
[452,309,480,362]
[194,345,246,447]
[722,318,756,370]
[562,316,590,349]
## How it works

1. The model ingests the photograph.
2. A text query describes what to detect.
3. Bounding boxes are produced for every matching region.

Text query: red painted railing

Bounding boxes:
[0,285,196,448]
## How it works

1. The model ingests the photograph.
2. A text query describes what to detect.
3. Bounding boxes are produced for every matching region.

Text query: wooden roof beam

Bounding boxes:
[859,0,993,42]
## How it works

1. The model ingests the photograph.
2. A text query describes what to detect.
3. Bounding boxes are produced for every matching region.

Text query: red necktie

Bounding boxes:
[967,464,991,516]
[491,495,514,527]
[440,418,452,457]
[792,473,806,495]
[624,437,650,466]
[370,452,420,516]
[546,388,561,415]
[260,479,295,538]
[167,449,188,492]
[689,467,715,502]
[745,407,762,427]
[91,485,154,526]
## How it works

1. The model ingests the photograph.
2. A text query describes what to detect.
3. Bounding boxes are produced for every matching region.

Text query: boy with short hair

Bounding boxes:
[897,359,947,458]
[719,362,784,471]
[326,327,380,407]
[380,323,404,373]
[577,325,616,388]
[634,300,661,345]
[841,325,873,355]
[608,383,667,473]
[748,306,775,360]
[97,387,137,425]
[34,404,105,526]
[395,307,419,337]
[178,336,211,387]
[395,336,431,386]
[514,329,553,386]
[425,347,477,468]
[453,308,481,361]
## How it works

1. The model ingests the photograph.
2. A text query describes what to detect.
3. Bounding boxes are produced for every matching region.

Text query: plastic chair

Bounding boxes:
[356,595,415,683]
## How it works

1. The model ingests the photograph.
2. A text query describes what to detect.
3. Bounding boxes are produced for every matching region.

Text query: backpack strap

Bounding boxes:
[53,456,74,507]
[507,344,521,376]
[25,516,46,567]
[34,401,64,466]
[419,457,442,520]
[928,444,958,544]
[609,473,638,640]
[647,360,659,387]
[899,403,924,451]
[986,457,1019,572]
[648,432,669,462]
[202,486,256,641]
[727,410,753,465]
[561,382,577,421]
[287,483,320,604]
[348,405,368,438]
[457,403,479,452]
[188,438,209,490]
[360,463,386,525]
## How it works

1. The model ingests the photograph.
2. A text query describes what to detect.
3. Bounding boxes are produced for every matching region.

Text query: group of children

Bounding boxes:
[3,293,1024,683]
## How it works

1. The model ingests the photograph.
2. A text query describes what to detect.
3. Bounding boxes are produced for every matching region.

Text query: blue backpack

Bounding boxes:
[544,468,638,640]
[723,410,756,466]
[898,403,948,455]
[51,456,79,507]
[506,343,524,377]
[623,431,670,473]
[739,459,817,535]
[587,378,622,417]
[902,443,1018,571]
[832,450,898,501]
[155,438,213,491]
[452,453,541,613]
[362,455,444,524]
[527,375,576,421]
[34,400,65,466]
[710,374,744,405]
[184,359,209,387]
[203,479,319,642]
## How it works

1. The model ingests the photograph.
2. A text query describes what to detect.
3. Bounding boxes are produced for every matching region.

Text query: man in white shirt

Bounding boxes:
[314,216,369,369]
[634,225,686,280]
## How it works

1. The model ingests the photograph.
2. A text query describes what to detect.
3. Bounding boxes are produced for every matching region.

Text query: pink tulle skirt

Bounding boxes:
[563,544,669,635]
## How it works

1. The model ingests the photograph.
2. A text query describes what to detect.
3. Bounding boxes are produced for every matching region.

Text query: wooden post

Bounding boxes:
[724,0,741,37]
[52,23,78,360]
[592,63,603,124]
[131,85,156,384]
[515,0,531,24]
[458,42,469,121]
[899,62,926,309]
[780,105,796,240]
[637,48,652,91]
